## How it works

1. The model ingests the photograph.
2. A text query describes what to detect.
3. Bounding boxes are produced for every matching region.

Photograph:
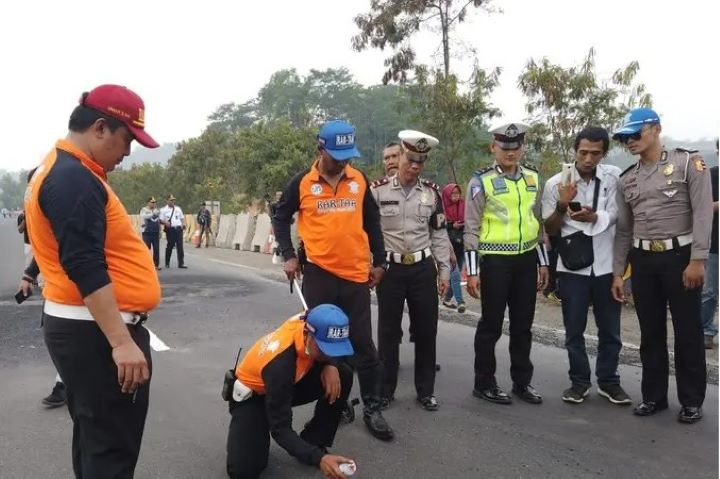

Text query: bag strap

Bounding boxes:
[591,175,601,212]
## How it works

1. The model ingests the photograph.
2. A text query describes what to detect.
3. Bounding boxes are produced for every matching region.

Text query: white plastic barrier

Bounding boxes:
[232,213,250,250]
[215,214,234,249]
[251,214,272,253]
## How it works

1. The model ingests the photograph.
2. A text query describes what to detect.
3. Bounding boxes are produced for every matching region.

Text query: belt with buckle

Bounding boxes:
[386,248,432,265]
[633,234,693,252]
[44,300,148,325]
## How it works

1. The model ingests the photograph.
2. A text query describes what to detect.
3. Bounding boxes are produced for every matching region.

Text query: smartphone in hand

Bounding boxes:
[15,289,32,304]
[568,201,582,212]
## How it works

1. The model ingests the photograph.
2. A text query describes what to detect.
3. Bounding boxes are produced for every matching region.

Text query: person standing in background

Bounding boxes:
[701,140,719,348]
[140,197,162,270]
[160,194,187,269]
[441,183,466,313]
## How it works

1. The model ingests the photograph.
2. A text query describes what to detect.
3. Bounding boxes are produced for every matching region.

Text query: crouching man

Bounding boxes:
[226,304,357,479]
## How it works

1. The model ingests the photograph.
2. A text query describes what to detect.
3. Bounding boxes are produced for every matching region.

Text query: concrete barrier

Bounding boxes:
[232,213,250,249]
[243,215,256,251]
[216,214,238,249]
[216,214,230,248]
[222,216,237,249]
[184,214,194,241]
[251,214,272,253]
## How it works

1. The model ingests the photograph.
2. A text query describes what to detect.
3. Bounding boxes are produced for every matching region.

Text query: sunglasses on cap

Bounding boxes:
[617,131,643,144]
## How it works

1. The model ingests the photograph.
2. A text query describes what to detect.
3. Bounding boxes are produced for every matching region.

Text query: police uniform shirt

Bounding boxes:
[371,175,453,279]
[463,163,545,269]
[613,148,713,276]
[160,204,184,228]
[140,206,160,233]
[541,163,621,276]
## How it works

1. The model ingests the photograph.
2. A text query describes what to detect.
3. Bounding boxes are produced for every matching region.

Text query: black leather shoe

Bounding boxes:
[41,382,66,408]
[512,384,543,404]
[178,265,188,269]
[678,406,703,424]
[340,400,355,424]
[379,396,394,411]
[633,401,668,417]
[472,386,512,405]
[363,409,395,441]
[417,395,439,411]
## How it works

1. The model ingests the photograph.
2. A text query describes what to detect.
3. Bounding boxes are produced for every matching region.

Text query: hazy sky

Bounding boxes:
[1,0,718,172]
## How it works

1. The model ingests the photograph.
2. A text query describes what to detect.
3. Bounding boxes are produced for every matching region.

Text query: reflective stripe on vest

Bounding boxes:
[478,170,540,256]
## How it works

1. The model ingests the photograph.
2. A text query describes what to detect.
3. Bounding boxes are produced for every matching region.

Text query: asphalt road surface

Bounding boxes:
[0,222,717,478]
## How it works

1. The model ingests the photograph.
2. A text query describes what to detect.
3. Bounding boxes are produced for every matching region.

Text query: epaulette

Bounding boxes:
[521,162,538,173]
[474,166,494,177]
[370,176,390,188]
[420,179,440,191]
[620,163,637,177]
[675,147,699,154]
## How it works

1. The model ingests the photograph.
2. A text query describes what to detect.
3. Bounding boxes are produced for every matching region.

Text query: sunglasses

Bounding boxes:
[617,131,643,144]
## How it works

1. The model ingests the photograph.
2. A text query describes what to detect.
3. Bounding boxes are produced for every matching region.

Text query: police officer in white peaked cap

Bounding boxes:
[370,129,452,412]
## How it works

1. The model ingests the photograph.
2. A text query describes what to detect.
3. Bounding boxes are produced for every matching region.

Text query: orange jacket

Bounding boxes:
[235,316,313,394]
[24,140,160,312]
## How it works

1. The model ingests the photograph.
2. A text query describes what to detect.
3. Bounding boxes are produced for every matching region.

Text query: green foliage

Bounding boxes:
[352,0,495,83]
[0,172,26,210]
[110,163,171,213]
[408,66,500,184]
[518,48,653,173]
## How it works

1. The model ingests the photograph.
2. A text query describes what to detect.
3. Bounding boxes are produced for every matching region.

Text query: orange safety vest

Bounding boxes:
[235,316,313,394]
[24,139,161,312]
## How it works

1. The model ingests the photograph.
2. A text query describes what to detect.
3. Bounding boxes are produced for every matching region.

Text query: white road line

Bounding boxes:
[146,327,171,351]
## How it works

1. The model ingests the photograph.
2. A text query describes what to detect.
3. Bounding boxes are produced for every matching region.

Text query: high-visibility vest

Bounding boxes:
[478,167,540,255]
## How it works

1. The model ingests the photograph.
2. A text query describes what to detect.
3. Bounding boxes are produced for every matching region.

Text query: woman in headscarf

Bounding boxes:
[441,183,466,313]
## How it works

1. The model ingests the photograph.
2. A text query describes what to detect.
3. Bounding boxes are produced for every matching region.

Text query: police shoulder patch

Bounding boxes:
[620,163,637,177]
[475,166,494,177]
[420,179,439,191]
[370,176,390,188]
[521,162,538,173]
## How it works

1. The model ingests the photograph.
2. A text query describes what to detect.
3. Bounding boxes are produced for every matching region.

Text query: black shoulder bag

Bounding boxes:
[556,178,601,271]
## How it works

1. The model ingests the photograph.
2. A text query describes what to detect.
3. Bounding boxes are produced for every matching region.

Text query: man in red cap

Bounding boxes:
[24,84,161,477]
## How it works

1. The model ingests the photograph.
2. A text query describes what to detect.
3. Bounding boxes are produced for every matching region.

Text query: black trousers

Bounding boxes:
[544,235,560,296]
[301,263,382,404]
[475,250,537,389]
[43,315,152,479]
[630,246,706,407]
[142,232,160,267]
[198,225,212,247]
[165,227,185,266]
[226,363,353,479]
[376,257,438,399]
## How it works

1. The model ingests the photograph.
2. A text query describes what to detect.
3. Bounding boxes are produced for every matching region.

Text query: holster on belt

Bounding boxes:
[297,241,307,273]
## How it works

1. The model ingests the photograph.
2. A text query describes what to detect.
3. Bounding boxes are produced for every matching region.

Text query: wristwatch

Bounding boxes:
[379,262,390,272]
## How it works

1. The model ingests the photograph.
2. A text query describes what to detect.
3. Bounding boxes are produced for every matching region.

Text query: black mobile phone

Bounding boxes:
[568,201,582,212]
[15,289,31,304]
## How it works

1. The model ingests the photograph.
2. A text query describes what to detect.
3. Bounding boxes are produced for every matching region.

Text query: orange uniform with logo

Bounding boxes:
[293,163,374,283]
[235,316,313,394]
[24,140,160,312]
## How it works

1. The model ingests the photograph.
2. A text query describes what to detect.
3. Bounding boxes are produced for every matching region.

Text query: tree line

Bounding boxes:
[3,1,651,213]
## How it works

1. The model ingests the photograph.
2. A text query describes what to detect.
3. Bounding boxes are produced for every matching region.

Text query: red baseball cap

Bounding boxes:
[82,84,159,148]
